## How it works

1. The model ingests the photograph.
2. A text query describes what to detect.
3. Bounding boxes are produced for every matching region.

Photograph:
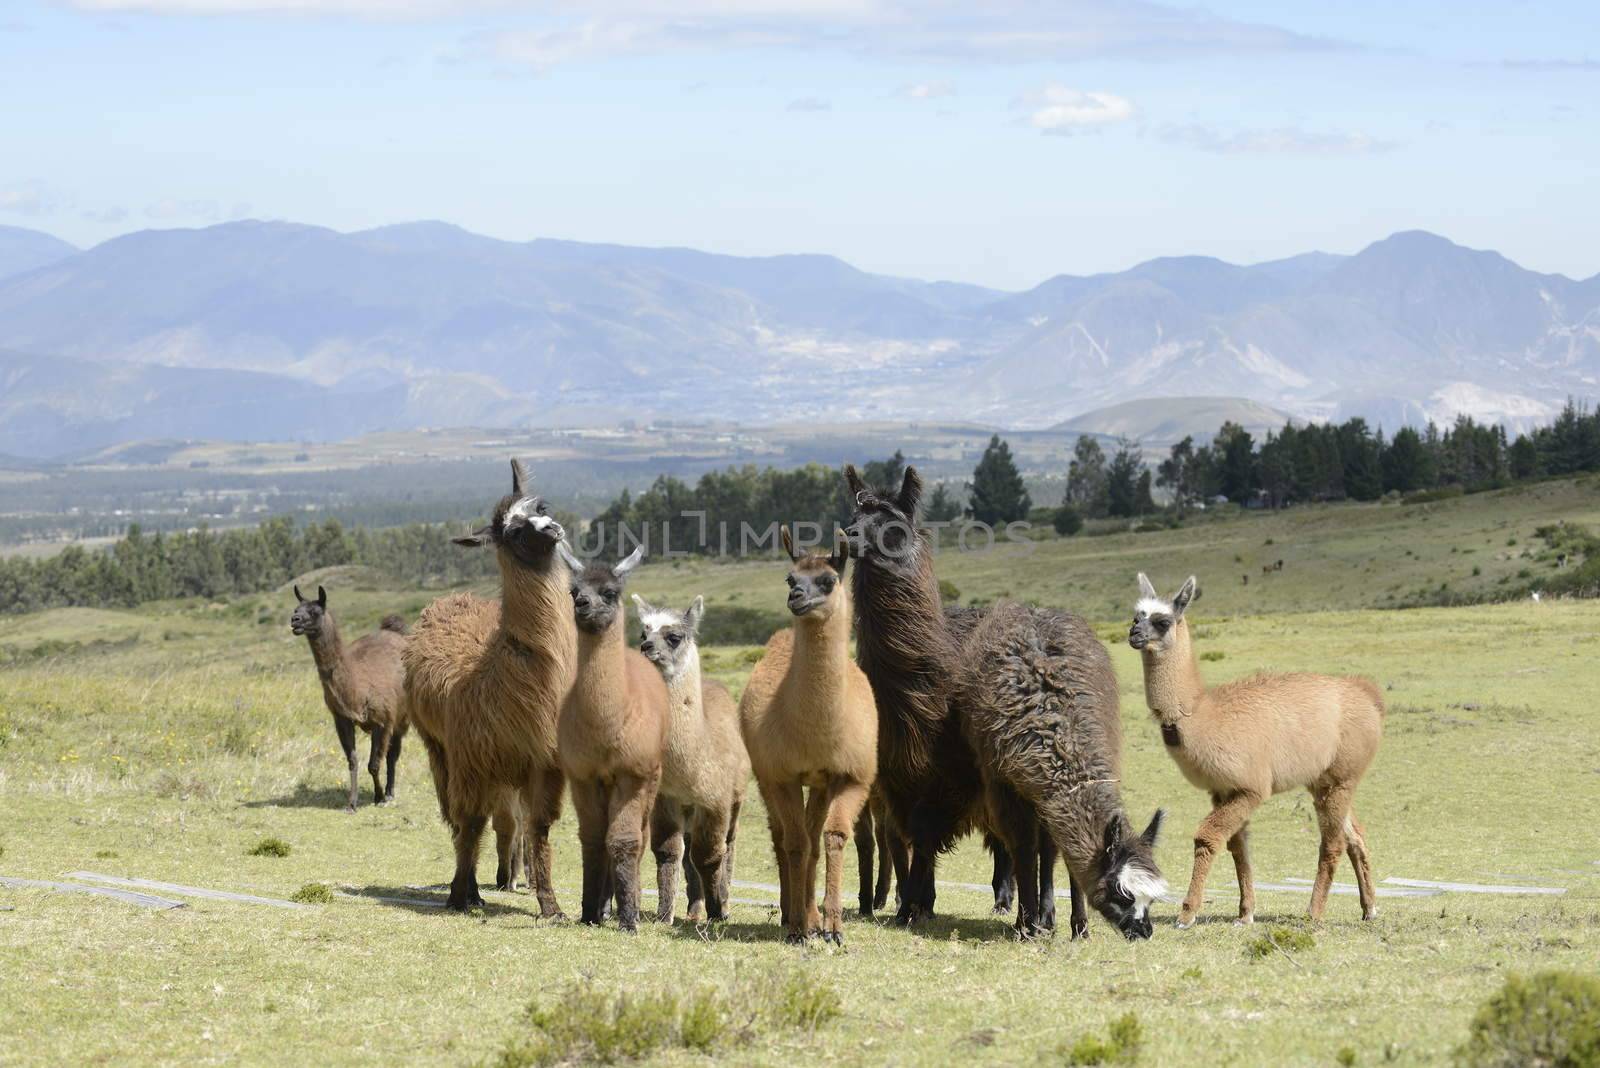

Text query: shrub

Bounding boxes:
[756,967,843,1031]
[1337,1047,1358,1067]
[247,837,291,858]
[1455,970,1600,1068]
[1061,1013,1143,1065]
[1200,651,1226,662]
[938,579,961,604]
[694,606,788,646]
[290,883,333,904]
[1053,505,1084,537]
[1246,926,1316,960]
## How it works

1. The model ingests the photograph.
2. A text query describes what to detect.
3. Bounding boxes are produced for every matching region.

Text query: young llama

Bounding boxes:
[289,585,409,811]
[556,544,669,933]
[403,460,575,913]
[633,594,750,924]
[739,529,877,944]
[1129,573,1385,926]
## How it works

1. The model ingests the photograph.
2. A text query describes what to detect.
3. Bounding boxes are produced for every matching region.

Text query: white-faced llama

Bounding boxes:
[739,528,878,944]
[289,585,409,812]
[1129,573,1385,926]
[402,460,576,914]
[632,593,750,924]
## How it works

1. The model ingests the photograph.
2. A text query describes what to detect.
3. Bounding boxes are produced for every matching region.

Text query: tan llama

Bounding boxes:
[739,528,877,945]
[1129,573,1385,926]
[556,544,670,933]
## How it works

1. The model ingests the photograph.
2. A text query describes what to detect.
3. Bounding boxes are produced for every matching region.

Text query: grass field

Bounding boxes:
[2,481,1599,1066]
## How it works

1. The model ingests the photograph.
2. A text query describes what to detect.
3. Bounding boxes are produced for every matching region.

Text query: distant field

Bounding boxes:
[2,520,1598,1064]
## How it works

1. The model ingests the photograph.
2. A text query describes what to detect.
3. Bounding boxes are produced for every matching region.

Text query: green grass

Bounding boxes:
[2,482,1598,1065]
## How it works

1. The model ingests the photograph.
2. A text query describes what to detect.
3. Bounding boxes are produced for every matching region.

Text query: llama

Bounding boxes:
[403,460,575,914]
[555,544,670,933]
[852,790,905,917]
[289,585,409,811]
[1129,573,1384,926]
[842,465,1053,928]
[632,593,750,924]
[739,528,877,944]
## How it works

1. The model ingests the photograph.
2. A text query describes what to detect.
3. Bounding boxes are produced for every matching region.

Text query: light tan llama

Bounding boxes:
[555,544,670,933]
[633,593,750,924]
[739,528,877,945]
[1128,573,1385,927]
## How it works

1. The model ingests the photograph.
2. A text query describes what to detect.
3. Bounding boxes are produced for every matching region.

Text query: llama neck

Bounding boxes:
[666,646,704,722]
[851,543,949,674]
[792,595,852,708]
[574,614,627,710]
[1140,622,1206,723]
[498,549,574,654]
[1054,783,1131,886]
[305,617,345,680]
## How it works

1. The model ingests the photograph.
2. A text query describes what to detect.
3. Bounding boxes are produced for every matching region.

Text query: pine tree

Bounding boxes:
[924,483,963,522]
[969,434,1032,525]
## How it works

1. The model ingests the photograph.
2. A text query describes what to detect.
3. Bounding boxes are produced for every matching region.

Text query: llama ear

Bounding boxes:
[1137,572,1158,601]
[780,525,798,562]
[687,595,704,633]
[1172,576,1197,616]
[828,529,850,575]
[453,524,493,548]
[1140,809,1165,848]
[631,593,650,617]
[614,545,645,577]
[316,586,327,608]
[898,466,923,517]
[556,541,584,574]
[844,464,866,499]
[510,458,530,497]
[293,585,305,603]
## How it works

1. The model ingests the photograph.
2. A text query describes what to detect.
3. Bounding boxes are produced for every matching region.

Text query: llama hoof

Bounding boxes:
[1070,922,1090,942]
[822,931,843,946]
[1234,915,1255,927]
[992,902,1012,916]
[343,804,357,815]
[1175,913,1197,930]
[1362,907,1379,921]
[783,931,807,946]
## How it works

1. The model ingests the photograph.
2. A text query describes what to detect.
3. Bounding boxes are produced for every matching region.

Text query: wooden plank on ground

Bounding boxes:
[2,875,186,910]
[65,872,306,909]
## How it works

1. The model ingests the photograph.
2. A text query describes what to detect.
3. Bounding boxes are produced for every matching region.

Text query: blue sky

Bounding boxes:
[2,0,1597,289]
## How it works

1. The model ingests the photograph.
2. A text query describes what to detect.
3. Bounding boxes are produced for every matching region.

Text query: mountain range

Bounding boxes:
[0,220,1595,459]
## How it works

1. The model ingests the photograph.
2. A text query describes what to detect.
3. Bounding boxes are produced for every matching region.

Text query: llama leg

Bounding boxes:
[650,797,684,925]
[446,812,488,911]
[384,731,402,802]
[527,768,565,919]
[900,841,938,927]
[872,801,893,912]
[888,829,909,911]
[1309,785,1355,922]
[492,798,520,892]
[801,787,828,936]
[853,805,876,917]
[1180,791,1262,928]
[719,798,741,913]
[689,807,734,922]
[820,778,870,944]
[1068,875,1089,941]
[570,778,608,926]
[1225,817,1256,925]
[605,772,653,933]
[987,782,1039,937]
[1343,808,1378,921]
[760,788,792,929]
[766,781,809,942]
[367,728,388,806]
[989,835,1016,916]
[420,733,451,829]
[682,825,707,923]
[1037,832,1058,933]
[334,714,359,813]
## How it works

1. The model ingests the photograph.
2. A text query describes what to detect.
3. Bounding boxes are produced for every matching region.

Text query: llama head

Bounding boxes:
[289,584,329,638]
[1127,572,1197,655]
[632,593,703,681]
[842,463,923,564]
[1091,809,1167,940]
[780,526,849,622]
[557,542,643,635]
[452,458,566,568]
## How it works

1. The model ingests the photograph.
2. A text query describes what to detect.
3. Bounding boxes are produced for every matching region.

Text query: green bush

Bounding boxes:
[694,605,788,646]
[1053,505,1084,537]
[246,837,291,858]
[1246,926,1316,960]
[290,883,333,904]
[1061,1013,1143,1065]
[1455,971,1600,1068]
[938,579,961,604]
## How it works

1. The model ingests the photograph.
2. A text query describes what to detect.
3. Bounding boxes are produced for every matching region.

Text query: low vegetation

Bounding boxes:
[1060,1013,1144,1066]
[1455,971,1600,1068]
[246,837,291,858]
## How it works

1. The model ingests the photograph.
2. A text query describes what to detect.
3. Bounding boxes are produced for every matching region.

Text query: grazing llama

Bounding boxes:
[843,465,1058,929]
[556,544,669,933]
[739,528,877,944]
[1129,573,1385,926]
[633,593,750,924]
[289,585,409,811]
[403,460,575,913]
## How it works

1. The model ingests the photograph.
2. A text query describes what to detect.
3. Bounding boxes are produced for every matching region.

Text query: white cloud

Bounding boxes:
[786,96,831,112]
[1159,123,1398,155]
[900,80,954,100]
[144,198,223,221]
[0,183,57,216]
[1501,57,1600,72]
[1018,86,1135,135]
[82,205,130,223]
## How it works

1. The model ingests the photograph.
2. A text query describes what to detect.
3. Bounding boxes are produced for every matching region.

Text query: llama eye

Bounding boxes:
[603,589,618,603]
[1155,619,1170,633]
[817,577,834,593]
[666,634,681,648]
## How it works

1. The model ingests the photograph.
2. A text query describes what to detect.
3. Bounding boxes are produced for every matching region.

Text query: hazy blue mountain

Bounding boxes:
[0,221,1594,452]
[0,226,77,282]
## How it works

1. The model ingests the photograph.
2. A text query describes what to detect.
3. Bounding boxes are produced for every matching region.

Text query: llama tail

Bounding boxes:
[380,614,409,635]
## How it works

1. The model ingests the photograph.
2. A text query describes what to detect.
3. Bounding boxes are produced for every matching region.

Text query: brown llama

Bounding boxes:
[1129,573,1385,926]
[290,585,409,812]
[739,528,877,944]
[555,544,669,933]
[403,460,575,913]
[632,593,750,924]
[842,465,1052,929]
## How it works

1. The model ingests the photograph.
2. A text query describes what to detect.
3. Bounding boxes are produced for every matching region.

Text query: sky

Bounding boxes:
[2,0,1598,290]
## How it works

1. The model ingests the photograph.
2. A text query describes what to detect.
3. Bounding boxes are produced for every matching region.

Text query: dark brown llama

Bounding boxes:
[289,585,409,812]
